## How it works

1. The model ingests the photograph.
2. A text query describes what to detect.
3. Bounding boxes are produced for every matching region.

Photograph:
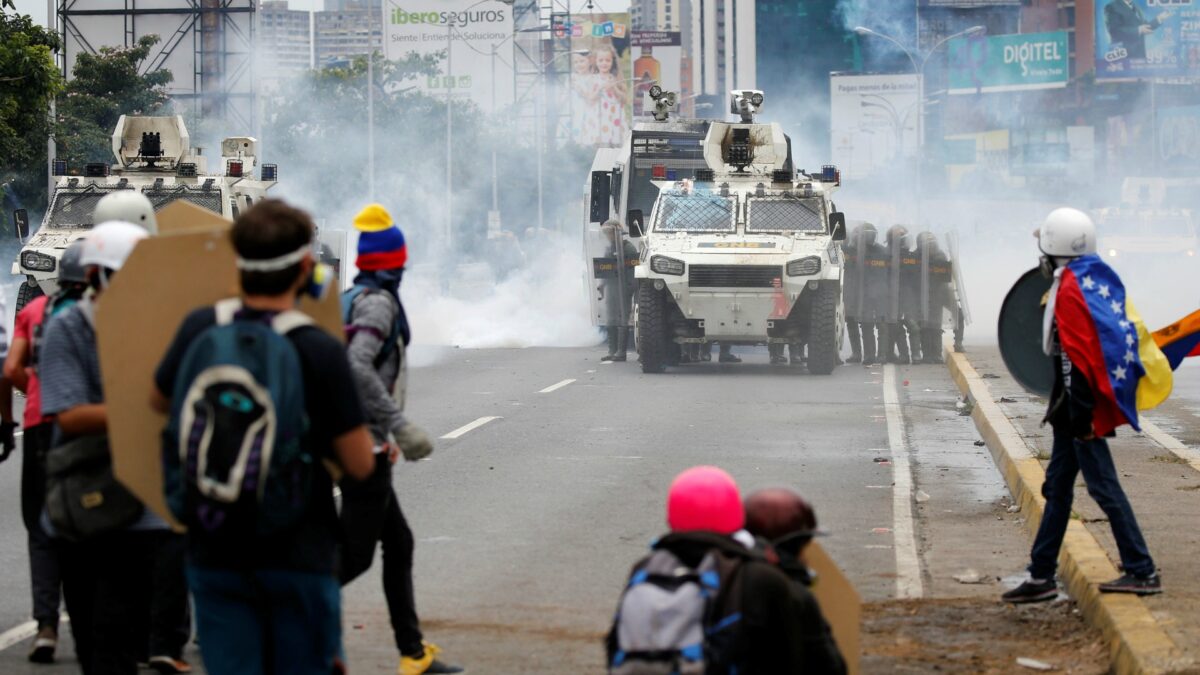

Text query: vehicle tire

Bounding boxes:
[16,280,42,313]
[807,283,840,375]
[637,282,668,374]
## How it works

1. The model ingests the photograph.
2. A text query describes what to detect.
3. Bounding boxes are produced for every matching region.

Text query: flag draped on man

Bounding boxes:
[1051,254,1173,437]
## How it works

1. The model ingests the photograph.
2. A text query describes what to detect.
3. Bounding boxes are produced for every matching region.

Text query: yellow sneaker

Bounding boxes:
[398,642,463,675]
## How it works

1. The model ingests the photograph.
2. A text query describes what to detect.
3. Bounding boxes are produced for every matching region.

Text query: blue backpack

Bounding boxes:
[163,299,314,537]
[341,285,410,367]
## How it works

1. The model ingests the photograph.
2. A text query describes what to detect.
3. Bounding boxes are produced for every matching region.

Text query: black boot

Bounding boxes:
[923,328,944,363]
[907,324,923,364]
[611,329,628,362]
[892,324,910,364]
[601,328,619,361]
[769,344,787,365]
[862,323,878,365]
[847,321,863,363]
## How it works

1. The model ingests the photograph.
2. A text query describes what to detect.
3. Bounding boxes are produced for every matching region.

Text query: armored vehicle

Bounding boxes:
[12,115,277,309]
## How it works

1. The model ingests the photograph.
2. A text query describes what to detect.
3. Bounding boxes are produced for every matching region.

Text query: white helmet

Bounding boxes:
[82,221,149,272]
[93,191,158,234]
[1038,207,1096,257]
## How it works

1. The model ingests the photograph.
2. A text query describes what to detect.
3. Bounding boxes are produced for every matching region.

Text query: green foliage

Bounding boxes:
[264,51,593,255]
[55,34,173,168]
[0,9,62,211]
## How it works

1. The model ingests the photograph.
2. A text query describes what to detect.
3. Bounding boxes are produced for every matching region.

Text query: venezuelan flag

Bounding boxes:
[1153,310,1200,370]
[1053,255,1174,436]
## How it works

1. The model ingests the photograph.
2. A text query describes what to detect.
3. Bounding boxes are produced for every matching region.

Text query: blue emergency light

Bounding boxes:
[261,163,278,182]
[52,159,67,176]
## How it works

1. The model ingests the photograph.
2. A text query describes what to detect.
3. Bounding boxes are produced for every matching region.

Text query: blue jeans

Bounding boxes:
[187,565,343,675]
[1029,429,1155,579]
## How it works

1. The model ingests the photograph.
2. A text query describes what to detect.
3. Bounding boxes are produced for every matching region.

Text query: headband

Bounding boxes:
[236,243,310,272]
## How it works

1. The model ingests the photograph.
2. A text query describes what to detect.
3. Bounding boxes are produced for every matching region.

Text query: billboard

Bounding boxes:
[383,0,514,112]
[1095,0,1200,80]
[947,31,1069,94]
[830,73,921,181]
[557,13,632,148]
[631,32,683,119]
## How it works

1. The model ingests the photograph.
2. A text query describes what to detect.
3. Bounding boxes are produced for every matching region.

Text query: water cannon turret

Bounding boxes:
[112,115,189,170]
[730,89,764,123]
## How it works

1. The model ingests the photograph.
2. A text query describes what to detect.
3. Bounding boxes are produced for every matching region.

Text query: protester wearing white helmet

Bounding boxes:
[39,219,192,674]
[1003,207,1160,604]
[92,191,158,235]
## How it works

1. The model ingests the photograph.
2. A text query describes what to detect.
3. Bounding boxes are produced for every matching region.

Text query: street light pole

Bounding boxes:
[446,18,454,250]
[854,25,983,224]
[367,52,376,203]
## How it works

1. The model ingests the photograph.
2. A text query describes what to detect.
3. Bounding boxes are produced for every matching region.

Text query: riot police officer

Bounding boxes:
[600,220,638,362]
[860,224,889,366]
[885,225,922,364]
[915,231,954,364]
[842,225,864,363]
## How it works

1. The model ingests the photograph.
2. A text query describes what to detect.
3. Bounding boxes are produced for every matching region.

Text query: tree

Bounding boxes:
[0,9,61,212]
[55,34,172,168]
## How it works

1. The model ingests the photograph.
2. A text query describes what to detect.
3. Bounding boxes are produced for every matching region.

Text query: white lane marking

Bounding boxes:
[600,361,614,366]
[0,620,37,652]
[1142,420,1200,473]
[538,379,576,394]
[883,364,924,599]
[14,431,23,439]
[440,416,503,440]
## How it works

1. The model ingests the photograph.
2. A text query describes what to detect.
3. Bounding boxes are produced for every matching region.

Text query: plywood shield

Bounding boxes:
[154,199,232,236]
[96,205,343,526]
[808,541,862,675]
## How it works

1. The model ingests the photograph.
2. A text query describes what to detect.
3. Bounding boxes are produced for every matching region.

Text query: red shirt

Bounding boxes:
[14,295,51,428]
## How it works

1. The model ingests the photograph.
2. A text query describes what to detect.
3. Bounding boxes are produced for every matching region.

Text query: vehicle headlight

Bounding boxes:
[20,251,56,273]
[786,256,821,277]
[650,255,685,276]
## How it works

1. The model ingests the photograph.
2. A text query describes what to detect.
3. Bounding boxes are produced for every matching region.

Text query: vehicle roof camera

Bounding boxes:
[730,89,764,123]
[139,131,164,167]
[650,87,679,122]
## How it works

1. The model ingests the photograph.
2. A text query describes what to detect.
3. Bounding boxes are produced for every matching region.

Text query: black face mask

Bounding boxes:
[1039,255,1056,279]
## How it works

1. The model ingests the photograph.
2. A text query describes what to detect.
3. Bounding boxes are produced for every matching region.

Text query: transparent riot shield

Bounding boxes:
[946,231,971,327]
[316,228,349,290]
[586,222,635,328]
[886,226,910,323]
[843,225,868,320]
[916,232,955,328]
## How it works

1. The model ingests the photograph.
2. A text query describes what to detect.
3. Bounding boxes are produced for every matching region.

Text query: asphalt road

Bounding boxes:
[0,343,1045,673]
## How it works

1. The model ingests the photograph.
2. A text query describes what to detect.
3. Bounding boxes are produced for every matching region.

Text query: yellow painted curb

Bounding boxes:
[945,347,1192,674]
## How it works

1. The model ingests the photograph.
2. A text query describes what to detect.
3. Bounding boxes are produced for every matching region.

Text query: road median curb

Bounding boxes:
[944,347,1190,675]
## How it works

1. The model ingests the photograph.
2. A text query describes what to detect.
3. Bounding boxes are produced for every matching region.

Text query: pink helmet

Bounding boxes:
[667,466,744,535]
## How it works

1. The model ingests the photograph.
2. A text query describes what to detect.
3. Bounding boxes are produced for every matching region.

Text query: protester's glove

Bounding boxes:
[394,423,434,462]
[0,421,18,463]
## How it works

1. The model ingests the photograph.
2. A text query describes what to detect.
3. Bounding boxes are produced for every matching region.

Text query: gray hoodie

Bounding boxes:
[346,290,406,444]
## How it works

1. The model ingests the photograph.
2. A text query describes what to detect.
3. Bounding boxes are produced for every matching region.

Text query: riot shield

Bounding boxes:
[316,228,349,290]
[886,225,912,323]
[946,231,971,326]
[587,222,636,328]
[916,232,955,328]
[998,268,1054,396]
[843,225,867,320]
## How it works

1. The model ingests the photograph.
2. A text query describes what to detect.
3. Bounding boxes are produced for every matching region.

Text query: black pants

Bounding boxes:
[141,532,191,660]
[21,423,62,629]
[340,455,422,655]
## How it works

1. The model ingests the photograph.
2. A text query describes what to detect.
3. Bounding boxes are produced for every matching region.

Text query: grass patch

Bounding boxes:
[1150,454,1188,465]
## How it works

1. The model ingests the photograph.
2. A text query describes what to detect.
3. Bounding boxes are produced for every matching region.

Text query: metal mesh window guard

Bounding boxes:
[746,197,825,233]
[654,192,736,233]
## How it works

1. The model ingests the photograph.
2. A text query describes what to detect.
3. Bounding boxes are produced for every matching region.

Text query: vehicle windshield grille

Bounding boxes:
[747,197,825,233]
[654,193,736,233]
[141,186,223,214]
[46,184,222,227]
[689,264,782,288]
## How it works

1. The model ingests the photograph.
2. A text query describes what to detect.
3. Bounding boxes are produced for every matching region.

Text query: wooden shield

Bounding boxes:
[808,541,862,675]
[95,200,343,526]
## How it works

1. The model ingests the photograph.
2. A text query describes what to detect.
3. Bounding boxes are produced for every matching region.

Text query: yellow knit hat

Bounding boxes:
[353,203,394,233]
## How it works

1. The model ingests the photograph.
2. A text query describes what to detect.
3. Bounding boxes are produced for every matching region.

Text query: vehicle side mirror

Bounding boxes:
[590,171,612,224]
[627,210,645,238]
[13,209,29,240]
[829,211,846,241]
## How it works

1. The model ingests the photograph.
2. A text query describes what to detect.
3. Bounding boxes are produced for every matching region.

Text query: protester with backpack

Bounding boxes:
[153,198,375,675]
[3,238,88,664]
[40,221,181,675]
[338,204,461,675]
[743,488,846,675]
[607,466,807,674]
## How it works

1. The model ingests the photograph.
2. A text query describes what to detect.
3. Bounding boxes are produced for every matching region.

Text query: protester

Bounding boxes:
[744,488,846,675]
[3,239,87,663]
[1003,208,1161,603]
[339,204,461,675]
[153,198,375,675]
[606,466,807,673]
[40,221,175,675]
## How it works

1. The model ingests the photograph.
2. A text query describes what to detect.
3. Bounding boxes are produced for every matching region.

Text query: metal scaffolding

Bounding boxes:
[56,0,257,133]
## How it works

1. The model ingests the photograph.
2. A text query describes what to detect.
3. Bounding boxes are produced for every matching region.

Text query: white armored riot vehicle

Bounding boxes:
[633,91,848,374]
[11,115,277,309]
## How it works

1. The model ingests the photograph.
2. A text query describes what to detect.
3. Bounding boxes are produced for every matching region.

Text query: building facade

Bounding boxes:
[314,5,383,65]
[260,1,313,80]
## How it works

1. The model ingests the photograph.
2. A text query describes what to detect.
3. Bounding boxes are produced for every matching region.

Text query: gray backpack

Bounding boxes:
[607,548,745,675]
